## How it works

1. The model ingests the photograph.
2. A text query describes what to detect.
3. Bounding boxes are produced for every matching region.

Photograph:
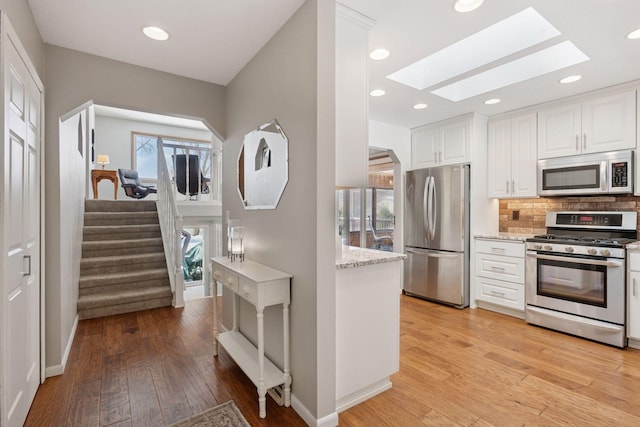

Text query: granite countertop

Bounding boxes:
[627,242,640,250]
[474,233,535,242]
[336,246,407,269]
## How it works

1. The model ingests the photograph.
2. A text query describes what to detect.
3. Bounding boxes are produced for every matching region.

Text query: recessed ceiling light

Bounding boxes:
[627,28,640,39]
[484,98,501,105]
[387,7,560,90]
[559,75,582,84]
[413,103,428,110]
[370,48,390,60]
[370,89,386,97]
[454,0,484,13]
[431,41,589,102]
[142,26,170,41]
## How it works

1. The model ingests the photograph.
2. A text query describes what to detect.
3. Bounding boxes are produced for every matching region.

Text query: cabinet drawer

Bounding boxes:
[238,278,258,305]
[476,239,524,257]
[476,276,524,310]
[629,251,640,271]
[213,267,239,291]
[475,253,524,283]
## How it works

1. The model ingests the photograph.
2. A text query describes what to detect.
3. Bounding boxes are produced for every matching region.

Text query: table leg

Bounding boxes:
[212,265,218,357]
[283,301,291,407]
[113,176,118,199]
[92,177,98,199]
[257,306,266,418]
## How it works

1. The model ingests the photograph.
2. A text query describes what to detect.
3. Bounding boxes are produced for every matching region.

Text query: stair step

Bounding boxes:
[77,287,173,320]
[84,211,159,226]
[83,224,161,241]
[80,253,166,275]
[82,238,164,258]
[85,199,157,212]
[79,268,169,289]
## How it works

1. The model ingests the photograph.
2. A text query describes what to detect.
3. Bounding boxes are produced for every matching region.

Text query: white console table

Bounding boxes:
[210,257,292,418]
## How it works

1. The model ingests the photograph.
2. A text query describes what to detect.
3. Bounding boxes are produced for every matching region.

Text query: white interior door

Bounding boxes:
[2,20,42,427]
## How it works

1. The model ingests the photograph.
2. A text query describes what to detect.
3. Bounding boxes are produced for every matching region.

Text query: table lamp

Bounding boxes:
[96,154,110,169]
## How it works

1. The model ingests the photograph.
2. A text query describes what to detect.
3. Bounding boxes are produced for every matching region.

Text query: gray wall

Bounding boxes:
[0,0,44,75]
[223,0,336,421]
[43,44,226,370]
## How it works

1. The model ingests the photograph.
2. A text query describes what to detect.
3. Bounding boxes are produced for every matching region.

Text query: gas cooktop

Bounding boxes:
[530,234,636,248]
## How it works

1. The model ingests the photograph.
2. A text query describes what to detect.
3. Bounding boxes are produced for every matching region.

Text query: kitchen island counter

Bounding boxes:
[335,245,404,412]
[336,245,406,269]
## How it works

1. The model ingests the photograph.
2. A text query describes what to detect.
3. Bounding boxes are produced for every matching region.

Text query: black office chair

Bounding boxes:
[174,154,210,199]
[117,168,157,199]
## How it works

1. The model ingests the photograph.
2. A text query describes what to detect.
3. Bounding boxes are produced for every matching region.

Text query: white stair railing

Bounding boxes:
[156,137,185,307]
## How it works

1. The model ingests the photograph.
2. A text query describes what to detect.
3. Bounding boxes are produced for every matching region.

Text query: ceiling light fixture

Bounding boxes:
[484,98,501,105]
[370,48,390,60]
[454,0,484,13]
[627,28,640,40]
[142,26,170,41]
[387,7,561,91]
[413,103,428,110]
[370,89,386,97]
[431,41,589,102]
[559,75,582,84]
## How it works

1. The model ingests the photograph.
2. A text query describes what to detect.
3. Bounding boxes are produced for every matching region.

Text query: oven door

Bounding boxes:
[525,251,625,325]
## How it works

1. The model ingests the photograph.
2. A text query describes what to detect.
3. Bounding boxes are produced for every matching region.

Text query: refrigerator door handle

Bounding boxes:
[423,176,429,238]
[428,176,436,240]
[426,251,459,259]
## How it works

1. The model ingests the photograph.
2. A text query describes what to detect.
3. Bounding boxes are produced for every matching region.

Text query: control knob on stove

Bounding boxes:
[544,245,553,251]
[587,248,598,255]
[534,244,543,250]
[565,246,574,253]
[600,249,611,257]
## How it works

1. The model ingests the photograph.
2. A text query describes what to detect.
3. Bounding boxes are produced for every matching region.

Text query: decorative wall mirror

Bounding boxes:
[237,119,289,209]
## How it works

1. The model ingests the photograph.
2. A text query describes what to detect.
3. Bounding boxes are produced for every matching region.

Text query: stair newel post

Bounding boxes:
[174,214,185,307]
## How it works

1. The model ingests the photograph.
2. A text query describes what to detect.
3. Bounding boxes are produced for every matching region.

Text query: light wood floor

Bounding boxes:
[26,295,640,426]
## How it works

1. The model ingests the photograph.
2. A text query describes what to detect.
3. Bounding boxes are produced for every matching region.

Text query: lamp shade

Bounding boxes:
[96,154,110,165]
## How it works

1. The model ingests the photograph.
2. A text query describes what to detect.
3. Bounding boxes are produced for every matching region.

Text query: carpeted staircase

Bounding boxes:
[77,200,173,320]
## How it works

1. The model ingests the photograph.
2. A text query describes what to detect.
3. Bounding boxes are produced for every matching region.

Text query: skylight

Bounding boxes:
[386,7,561,90]
[431,41,589,101]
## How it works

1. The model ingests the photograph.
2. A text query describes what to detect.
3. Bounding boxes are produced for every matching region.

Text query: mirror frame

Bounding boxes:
[237,119,289,210]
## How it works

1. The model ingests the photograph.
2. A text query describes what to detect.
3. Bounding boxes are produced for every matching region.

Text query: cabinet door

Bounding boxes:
[629,270,640,339]
[537,103,581,159]
[412,125,439,168]
[511,113,538,197]
[487,118,511,198]
[582,91,636,154]
[441,118,470,165]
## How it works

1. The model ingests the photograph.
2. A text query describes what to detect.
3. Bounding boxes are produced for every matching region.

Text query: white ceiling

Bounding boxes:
[28,0,640,130]
[342,0,640,128]
[93,105,211,132]
[28,0,305,85]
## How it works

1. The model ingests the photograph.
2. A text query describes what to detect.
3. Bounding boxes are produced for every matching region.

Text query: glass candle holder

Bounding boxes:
[230,226,244,262]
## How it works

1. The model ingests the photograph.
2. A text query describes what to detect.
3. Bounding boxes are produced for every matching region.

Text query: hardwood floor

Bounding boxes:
[26,295,640,426]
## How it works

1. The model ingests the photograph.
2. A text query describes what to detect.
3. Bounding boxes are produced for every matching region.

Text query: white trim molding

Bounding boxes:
[45,314,78,378]
[291,394,338,427]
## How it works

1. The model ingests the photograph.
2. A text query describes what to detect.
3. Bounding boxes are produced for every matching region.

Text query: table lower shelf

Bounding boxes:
[217,330,285,390]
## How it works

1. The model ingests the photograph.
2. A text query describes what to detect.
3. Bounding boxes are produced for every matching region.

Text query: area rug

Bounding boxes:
[168,401,250,427]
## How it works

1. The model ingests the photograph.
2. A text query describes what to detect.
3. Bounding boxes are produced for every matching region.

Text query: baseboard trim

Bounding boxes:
[336,378,392,413]
[45,314,79,378]
[291,394,338,427]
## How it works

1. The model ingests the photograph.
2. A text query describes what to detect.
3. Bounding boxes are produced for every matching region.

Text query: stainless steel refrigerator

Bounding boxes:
[404,164,470,308]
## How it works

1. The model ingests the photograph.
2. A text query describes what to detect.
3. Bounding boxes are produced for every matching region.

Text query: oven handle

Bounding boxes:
[526,252,623,268]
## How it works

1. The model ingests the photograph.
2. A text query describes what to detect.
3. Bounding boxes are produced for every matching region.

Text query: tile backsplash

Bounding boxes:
[499,195,640,234]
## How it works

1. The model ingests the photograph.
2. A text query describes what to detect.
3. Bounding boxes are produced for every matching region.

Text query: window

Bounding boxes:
[132,132,212,181]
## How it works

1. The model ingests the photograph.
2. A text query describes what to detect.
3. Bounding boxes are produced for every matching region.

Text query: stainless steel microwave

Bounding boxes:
[537,150,633,196]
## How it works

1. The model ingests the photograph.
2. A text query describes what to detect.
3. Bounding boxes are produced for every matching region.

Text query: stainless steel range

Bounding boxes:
[525,211,638,347]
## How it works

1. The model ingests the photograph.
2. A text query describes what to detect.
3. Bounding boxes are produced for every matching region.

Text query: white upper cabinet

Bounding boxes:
[487,113,537,198]
[538,91,636,159]
[412,116,470,169]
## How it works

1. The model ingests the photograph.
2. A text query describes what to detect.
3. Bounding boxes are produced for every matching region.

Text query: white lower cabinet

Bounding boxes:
[474,238,525,318]
[628,251,640,346]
